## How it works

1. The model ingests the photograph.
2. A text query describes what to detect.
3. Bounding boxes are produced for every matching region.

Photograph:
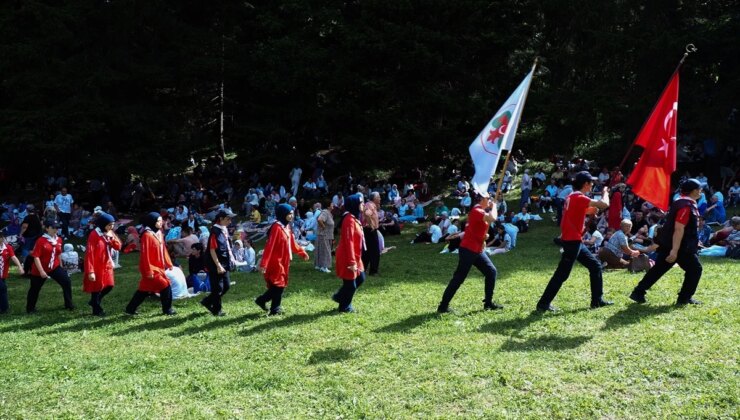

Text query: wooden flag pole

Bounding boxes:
[617,44,697,172]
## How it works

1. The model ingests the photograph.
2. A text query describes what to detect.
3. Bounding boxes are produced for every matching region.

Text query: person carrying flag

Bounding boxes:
[536,171,612,312]
[629,179,704,306]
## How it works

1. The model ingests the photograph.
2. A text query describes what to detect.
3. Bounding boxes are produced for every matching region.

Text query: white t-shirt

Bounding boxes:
[591,230,604,248]
[430,224,443,243]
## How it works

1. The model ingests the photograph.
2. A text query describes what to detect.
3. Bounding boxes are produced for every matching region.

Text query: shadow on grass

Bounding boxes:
[47,314,130,334]
[170,312,266,337]
[308,347,355,365]
[500,334,592,352]
[239,309,336,337]
[0,311,79,333]
[478,308,586,336]
[115,312,204,335]
[601,303,675,331]
[373,312,438,334]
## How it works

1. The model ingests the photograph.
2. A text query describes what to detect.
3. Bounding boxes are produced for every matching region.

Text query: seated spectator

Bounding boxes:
[598,219,640,269]
[438,212,451,234]
[186,243,210,293]
[123,226,140,253]
[533,169,547,188]
[513,207,532,233]
[699,216,740,257]
[582,221,604,253]
[167,226,199,259]
[250,207,262,224]
[704,192,726,224]
[434,200,449,220]
[61,243,81,275]
[233,239,258,272]
[440,220,464,254]
[302,179,318,198]
[412,220,443,244]
[486,224,512,255]
[379,208,401,236]
[174,205,188,222]
[399,199,426,223]
[697,217,713,248]
[728,181,740,207]
[460,192,471,214]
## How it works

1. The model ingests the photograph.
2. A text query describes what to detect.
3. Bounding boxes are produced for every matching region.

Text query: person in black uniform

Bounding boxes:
[200,209,235,316]
[630,179,704,305]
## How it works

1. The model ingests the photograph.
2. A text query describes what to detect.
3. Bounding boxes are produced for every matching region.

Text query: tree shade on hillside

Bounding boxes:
[0,0,737,180]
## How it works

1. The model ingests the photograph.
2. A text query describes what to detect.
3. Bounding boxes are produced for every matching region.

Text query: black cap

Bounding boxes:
[573,171,598,189]
[215,209,236,220]
[680,178,702,193]
[43,219,61,229]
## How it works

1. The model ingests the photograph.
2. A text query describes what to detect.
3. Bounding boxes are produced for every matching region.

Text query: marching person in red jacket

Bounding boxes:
[255,204,309,315]
[82,212,122,316]
[332,193,366,313]
[125,212,176,316]
[26,219,75,313]
[0,230,24,314]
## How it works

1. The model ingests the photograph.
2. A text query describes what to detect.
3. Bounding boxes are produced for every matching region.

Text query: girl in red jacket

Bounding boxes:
[26,219,75,313]
[125,212,176,316]
[332,193,366,313]
[255,204,309,315]
[82,212,122,316]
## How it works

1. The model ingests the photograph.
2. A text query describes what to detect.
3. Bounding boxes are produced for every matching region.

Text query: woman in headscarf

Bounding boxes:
[332,193,366,313]
[82,212,121,316]
[125,212,176,316]
[200,210,236,316]
[255,204,309,315]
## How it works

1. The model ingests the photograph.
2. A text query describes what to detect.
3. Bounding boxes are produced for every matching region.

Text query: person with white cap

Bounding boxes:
[536,171,612,312]
[437,190,503,313]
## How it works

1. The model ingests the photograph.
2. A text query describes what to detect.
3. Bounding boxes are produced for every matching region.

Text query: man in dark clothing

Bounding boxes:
[630,179,704,305]
[19,204,42,274]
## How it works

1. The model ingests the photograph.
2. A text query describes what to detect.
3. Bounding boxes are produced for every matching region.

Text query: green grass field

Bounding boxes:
[0,222,738,418]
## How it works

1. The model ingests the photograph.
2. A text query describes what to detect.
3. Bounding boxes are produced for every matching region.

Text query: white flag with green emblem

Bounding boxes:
[469,67,534,194]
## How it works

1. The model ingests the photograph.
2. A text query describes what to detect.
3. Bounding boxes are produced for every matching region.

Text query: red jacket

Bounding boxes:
[259,222,308,288]
[30,235,62,277]
[137,230,173,292]
[83,229,122,293]
[335,214,365,280]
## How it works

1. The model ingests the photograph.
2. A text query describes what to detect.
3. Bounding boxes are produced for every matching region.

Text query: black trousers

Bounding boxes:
[361,227,380,275]
[202,270,231,313]
[538,241,604,307]
[335,272,366,310]
[0,279,8,313]
[27,267,74,312]
[59,212,71,238]
[89,286,114,315]
[439,247,497,308]
[126,285,173,314]
[633,250,702,301]
[256,286,285,312]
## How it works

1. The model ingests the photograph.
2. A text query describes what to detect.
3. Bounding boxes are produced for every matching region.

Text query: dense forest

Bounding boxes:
[1,0,737,183]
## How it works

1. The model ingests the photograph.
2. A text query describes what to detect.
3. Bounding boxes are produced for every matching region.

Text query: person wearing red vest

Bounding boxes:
[125,213,176,316]
[630,178,704,305]
[0,230,25,313]
[537,171,612,312]
[26,219,75,313]
[437,190,502,313]
[255,204,309,315]
[331,194,366,313]
[82,212,122,316]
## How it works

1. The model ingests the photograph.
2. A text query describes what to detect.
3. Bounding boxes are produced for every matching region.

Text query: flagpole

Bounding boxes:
[494,59,539,203]
[618,44,697,171]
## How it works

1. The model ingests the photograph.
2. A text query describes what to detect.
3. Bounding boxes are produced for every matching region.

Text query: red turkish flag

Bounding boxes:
[626,72,679,211]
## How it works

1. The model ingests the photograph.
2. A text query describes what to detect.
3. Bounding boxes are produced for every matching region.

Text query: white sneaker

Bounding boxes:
[322,267,331,273]
[315,266,322,271]
[440,248,449,254]
[451,249,459,254]
[548,208,554,213]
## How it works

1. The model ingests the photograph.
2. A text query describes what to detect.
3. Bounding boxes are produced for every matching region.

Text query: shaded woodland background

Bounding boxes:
[1,0,737,184]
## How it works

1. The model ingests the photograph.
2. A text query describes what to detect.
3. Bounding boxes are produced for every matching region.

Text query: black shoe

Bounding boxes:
[124,309,138,316]
[331,293,340,304]
[483,302,504,311]
[338,305,356,313]
[65,305,76,311]
[93,310,106,317]
[629,291,646,304]
[163,309,177,316]
[200,298,213,311]
[536,304,558,312]
[268,307,284,316]
[254,297,268,312]
[590,299,614,309]
[676,298,702,306]
[437,304,452,314]
[26,309,37,314]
